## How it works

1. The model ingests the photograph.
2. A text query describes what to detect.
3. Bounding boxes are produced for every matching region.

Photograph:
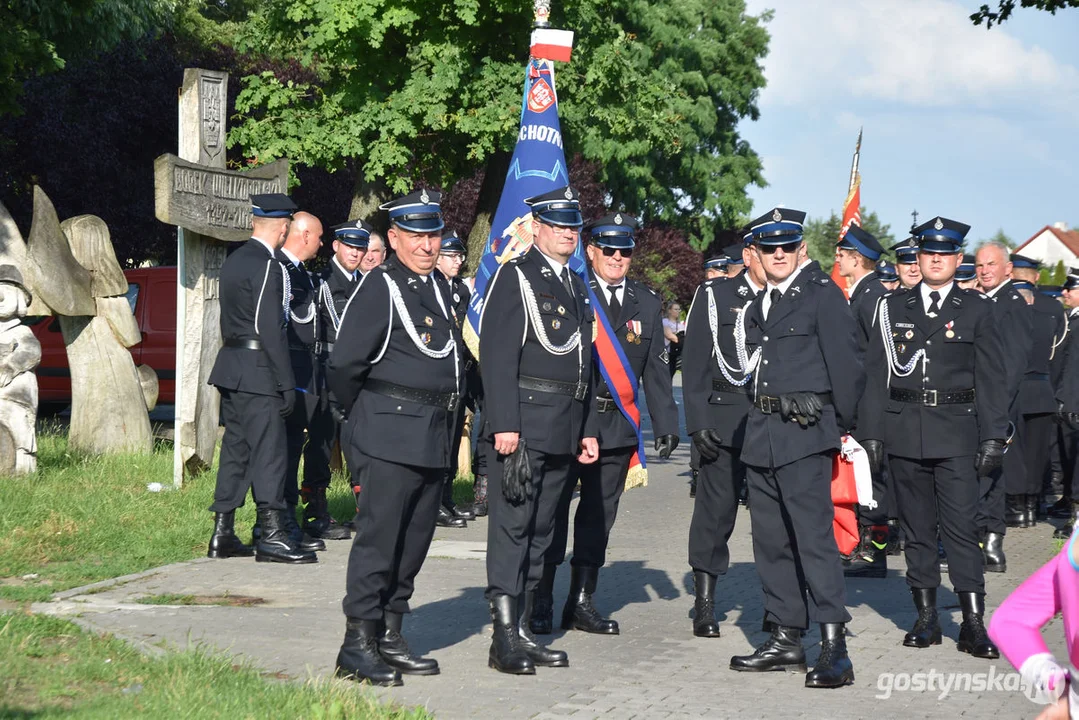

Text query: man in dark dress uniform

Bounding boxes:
[878,259,899,292]
[1050,272,1079,536]
[729,208,863,689]
[683,238,764,637]
[973,241,1032,572]
[859,216,1007,661]
[301,220,369,541]
[330,189,462,686]
[479,185,599,675]
[432,230,475,529]
[206,193,316,565]
[834,225,892,578]
[533,212,679,637]
[1006,254,1067,530]
[892,240,922,290]
[276,212,329,555]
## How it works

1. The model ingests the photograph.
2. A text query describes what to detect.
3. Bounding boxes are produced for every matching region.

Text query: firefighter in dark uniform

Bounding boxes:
[955,255,978,290]
[892,239,922,290]
[973,241,1032,572]
[728,208,862,689]
[533,212,680,637]
[859,216,1007,660]
[301,220,369,541]
[479,185,598,675]
[1050,271,1079,537]
[207,193,316,564]
[329,189,462,686]
[1006,254,1067,531]
[834,225,891,578]
[432,229,475,528]
[683,237,764,637]
[688,256,730,498]
[275,212,329,555]
[878,259,899,292]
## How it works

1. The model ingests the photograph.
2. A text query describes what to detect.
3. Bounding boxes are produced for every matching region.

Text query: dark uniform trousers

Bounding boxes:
[681,275,758,578]
[739,262,861,630]
[549,446,635,569]
[283,382,334,504]
[327,257,461,622]
[479,248,596,600]
[849,272,891,527]
[208,238,296,514]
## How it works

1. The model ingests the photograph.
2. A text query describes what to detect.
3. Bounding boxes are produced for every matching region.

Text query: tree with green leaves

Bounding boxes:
[971,1,1079,27]
[227,0,770,254]
[971,229,1015,251]
[801,208,896,273]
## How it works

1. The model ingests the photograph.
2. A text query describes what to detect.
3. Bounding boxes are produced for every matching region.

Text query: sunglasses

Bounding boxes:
[757,241,801,255]
[600,246,633,258]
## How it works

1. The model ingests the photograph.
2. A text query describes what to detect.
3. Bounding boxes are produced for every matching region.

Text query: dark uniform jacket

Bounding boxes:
[740,264,864,468]
[1052,308,1079,392]
[1019,292,1067,416]
[479,247,596,456]
[326,256,462,469]
[988,279,1033,410]
[683,273,760,449]
[849,270,887,352]
[859,284,1009,459]
[317,258,359,350]
[587,270,679,450]
[277,250,319,394]
[208,238,295,397]
[1059,308,1079,412]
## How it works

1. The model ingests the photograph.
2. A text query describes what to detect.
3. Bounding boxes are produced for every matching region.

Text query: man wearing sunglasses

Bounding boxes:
[534,212,680,638]
[858,217,1008,662]
[479,185,599,675]
[730,208,863,689]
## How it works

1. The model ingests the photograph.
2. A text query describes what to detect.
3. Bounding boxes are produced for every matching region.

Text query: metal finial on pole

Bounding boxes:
[911,209,919,232]
[847,129,862,194]
[534,0,551,28]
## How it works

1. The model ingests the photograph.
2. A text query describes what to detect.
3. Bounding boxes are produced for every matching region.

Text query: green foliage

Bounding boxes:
[0,0,173,115]
[971,0,1079,27]
[0,612,429,718]
[1041,260,1067,286]
[228,0,769,236]
[973,228,1015,251]
[801,207,896,273]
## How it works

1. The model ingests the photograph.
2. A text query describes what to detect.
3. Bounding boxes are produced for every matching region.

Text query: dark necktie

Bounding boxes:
[928,290,941,316]
[608,284,622,318]
[560,266,577,304]
[770,287,782,310]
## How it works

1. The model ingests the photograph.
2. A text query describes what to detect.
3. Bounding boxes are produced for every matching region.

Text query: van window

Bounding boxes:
[126,284,140,314]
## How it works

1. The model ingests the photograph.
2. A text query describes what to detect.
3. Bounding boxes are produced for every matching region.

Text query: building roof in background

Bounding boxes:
[1015,224,1079,258]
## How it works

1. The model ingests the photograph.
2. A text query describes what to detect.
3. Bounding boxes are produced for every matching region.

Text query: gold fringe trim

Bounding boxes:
[624,464,648,491]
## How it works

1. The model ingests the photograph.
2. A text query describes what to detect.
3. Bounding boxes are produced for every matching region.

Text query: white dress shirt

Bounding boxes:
[919,281,954,314]
[418,273,448,318]
[761,266,804,320]
[332,255,357,282]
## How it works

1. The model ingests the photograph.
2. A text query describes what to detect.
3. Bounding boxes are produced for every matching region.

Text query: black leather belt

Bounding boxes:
[289,342,316,353]
[1025,372,1050,381]
[596,396,618,413]
[323,341,335,354]
[712,379,750,395]
[890,387,975,406]
[519,375,589,402]
[225,338,262,351]
[364,378,459,412]
[753,392,833,415]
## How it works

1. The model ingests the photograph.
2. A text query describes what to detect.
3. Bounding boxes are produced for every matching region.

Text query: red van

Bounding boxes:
[28,267,177,412]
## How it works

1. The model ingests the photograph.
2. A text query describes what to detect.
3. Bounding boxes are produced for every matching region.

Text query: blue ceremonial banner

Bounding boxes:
[463,58,586,357]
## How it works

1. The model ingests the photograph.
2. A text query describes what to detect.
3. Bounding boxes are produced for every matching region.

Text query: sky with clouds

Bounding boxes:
[738,0,1079,244]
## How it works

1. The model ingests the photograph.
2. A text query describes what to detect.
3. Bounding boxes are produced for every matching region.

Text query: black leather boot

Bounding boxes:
[207,511,254,559]
[902,587,942,648]
[519,593,569,667]
[472,474,489,517]
[844,525,887,578]
[957,592,999,659]
[488,595,535,675]
[529,564,556,635]
[885,519,902,556]
[983,531,1006,573]
[301,486,351,540]
[378,611,439,675]
[1025,494,1040,526]
[805,623,854,688]
[1005,494,1026,528]
[692,570,720,638]
[436,505,467,528]
[1048,496,1074,519]
[442,472,475,520]
[730,625,806,672]
[335,618,402,686]
[561,566,618,635]
[285,503,325,552]
[1054,519,1074,539]
[254,508,318,564]
[689,469,698,498]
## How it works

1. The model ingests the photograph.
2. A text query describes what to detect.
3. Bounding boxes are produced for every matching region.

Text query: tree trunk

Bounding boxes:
[348,174,392,230]
[466,151,511,264]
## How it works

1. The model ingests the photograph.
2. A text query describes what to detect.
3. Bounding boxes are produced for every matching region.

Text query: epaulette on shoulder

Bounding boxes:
[641,283,661,298]
[506,254,526,265]
[817,276,829,285]
[703,279,714,288]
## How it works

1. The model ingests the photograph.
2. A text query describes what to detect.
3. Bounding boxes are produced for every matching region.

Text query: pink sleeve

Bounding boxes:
[988,552,1063,671]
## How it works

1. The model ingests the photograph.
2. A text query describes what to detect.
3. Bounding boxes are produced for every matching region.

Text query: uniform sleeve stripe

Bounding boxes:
[255,259,271,336]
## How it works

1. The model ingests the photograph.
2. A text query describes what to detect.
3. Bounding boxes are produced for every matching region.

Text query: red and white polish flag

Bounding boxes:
[530,28,574,62]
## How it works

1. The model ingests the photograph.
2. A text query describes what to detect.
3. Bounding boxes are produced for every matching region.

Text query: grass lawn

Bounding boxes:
[0,426,468,718]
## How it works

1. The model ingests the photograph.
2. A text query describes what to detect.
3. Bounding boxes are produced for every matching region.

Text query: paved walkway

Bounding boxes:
[35,390,1066,719]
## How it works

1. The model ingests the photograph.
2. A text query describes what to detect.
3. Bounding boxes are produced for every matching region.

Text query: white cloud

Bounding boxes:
[747,0,1079,112]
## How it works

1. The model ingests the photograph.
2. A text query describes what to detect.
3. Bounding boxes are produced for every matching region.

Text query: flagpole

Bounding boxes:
[847,127,862,195]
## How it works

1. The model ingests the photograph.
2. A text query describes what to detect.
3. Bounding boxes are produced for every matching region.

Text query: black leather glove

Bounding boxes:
[974,439,1006,477]
[654,434,679,459]
[779,392,823,427]
[318,387,329,414]
[1066,413,1079,431]
[862,439,884,475]
[280,389,296,418]
[691,429,723,462]
[502,439,533,505]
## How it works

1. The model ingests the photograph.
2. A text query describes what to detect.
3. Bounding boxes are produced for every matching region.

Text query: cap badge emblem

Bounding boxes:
[772,209,782,222]
[934,217,944,231]
[614,213,622,225]
[564,187,573,200]
[420,189,430,204]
